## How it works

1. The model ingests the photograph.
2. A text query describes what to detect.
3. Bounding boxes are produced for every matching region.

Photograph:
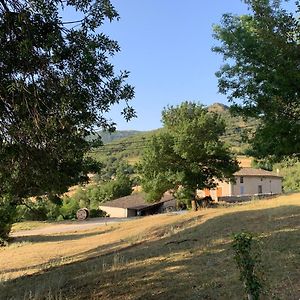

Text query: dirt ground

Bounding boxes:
[11,217,130,237]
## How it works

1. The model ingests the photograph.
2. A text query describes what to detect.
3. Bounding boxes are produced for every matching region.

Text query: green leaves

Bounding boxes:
[140,102,239,202]
[232,232,263,300]
[213,0,300,159]
[0,0,135,239]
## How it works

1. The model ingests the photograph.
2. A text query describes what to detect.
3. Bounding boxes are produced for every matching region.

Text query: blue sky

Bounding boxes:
[84,1,292,131]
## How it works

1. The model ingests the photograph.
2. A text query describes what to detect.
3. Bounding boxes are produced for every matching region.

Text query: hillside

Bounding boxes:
[88,130,144,144]
[1,194,299,299]
[89,103,257,165]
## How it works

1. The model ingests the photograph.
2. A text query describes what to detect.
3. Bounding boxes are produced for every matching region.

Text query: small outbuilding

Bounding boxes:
[197,167,283,202]
[99,192,176,218]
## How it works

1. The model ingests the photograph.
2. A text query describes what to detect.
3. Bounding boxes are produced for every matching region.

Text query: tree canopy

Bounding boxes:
[139,102,239,205]
[213,0,300,160]
[0,0,135,241]
[0,0,135,203]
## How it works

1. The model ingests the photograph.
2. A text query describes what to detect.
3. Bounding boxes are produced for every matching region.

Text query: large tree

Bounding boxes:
[139,102,239,209]
[213,0,300,160]
[0,0,134,241]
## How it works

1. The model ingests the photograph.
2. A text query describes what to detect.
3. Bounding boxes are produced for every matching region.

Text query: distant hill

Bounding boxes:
[207,102,229,113]
[89,103,258,165]
[88,130,144,144]
[89,129,160,164]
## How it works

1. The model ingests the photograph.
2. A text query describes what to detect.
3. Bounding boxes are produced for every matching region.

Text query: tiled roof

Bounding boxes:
[234,167,282,178]
[100,192,174,210]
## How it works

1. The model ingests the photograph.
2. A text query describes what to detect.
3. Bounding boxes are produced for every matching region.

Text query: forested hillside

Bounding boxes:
[89,103,257,165]
[88,130,144,144]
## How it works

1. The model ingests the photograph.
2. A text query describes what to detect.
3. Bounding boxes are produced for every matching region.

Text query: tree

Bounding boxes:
[139,102,239,209]
[213,0,300,160]
[273,156,300,192]
[0,0,135,241]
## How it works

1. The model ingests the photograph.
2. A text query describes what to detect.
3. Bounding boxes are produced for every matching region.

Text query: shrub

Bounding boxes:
[16,197,60,221]
[273,157,300,192]
[59,196,80,219]
[232,232,263,300]
[56,215,64,222]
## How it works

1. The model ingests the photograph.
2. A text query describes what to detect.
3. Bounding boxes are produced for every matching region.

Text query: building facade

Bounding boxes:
[197,168,282,201]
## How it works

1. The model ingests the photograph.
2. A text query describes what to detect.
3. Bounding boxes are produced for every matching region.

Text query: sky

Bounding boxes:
[75,1,292,131]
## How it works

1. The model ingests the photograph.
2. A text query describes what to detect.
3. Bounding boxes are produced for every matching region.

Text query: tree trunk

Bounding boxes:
[191,199,197,211]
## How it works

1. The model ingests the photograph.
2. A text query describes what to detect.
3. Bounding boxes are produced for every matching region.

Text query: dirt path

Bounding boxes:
[11,217,130,237]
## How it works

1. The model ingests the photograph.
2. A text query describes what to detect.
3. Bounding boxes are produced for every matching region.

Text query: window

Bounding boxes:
[260,177,263,181]
[240,176,244,183]
[258,185,262,194]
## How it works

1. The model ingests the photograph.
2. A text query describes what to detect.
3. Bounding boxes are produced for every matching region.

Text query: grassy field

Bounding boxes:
[0,194,299,299]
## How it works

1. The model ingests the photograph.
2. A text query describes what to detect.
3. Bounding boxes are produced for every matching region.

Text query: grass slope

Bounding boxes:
[1,194,299,299]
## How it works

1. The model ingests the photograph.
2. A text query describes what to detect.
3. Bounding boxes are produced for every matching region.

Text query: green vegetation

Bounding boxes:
[232,232,263,300]
[89,129,161,164]
[139,102,239,208]
[16,173,133,221]
[88,130,144,144]
[213,0,300,160]
[0,0,134,241]
[274,157,300,193]
[0,196,16,245]
[90,103,257,167]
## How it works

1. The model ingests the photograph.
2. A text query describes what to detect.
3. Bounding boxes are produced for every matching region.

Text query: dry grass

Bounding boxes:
[237,155,253,167]
[126,156,140,165]
[1,194,299,299]
[11,221,54,233]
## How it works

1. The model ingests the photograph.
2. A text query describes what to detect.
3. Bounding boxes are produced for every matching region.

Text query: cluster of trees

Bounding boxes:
[17,171,133,222]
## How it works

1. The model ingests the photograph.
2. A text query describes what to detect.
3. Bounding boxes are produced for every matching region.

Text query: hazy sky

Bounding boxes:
[84,1,291,131]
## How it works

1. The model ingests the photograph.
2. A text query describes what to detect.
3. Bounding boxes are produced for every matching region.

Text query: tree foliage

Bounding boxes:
[273,156,300,192]
[0,0,134,201]
[139,102,239,203]
[0,0,134,240]
[213,0,300,160]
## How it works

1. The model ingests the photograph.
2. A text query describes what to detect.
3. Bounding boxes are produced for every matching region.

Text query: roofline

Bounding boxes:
[234,174,283,178]
[99,196,175,210]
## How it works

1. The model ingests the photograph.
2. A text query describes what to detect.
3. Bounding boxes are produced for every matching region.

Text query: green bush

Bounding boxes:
[0,196,17,245]
[16,197,60,221]
[273,157,300,192]
[59,196,80,219]
[56,215,64,222]
[232,232,263,300]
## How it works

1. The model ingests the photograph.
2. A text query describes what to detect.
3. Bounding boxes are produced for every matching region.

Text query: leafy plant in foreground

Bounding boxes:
[232,232,263,300]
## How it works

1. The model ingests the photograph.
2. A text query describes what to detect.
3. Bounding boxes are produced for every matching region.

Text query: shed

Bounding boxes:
[99,192,176,218]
